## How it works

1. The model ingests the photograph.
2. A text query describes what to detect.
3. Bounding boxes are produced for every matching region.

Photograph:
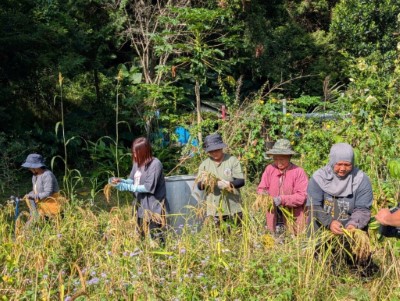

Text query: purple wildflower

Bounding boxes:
[87,277,100,286]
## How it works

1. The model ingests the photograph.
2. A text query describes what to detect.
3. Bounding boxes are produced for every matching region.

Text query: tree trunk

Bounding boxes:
[195,79,202,144]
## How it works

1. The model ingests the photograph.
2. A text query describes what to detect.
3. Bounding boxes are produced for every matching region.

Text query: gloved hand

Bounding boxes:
[108,177,133,186]
[108,177,120,185]
[273,196,281,207]
[217,179,231,190]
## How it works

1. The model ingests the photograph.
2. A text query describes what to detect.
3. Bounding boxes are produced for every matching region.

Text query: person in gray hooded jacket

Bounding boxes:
[306,143,373,235]
[21,153,60,224]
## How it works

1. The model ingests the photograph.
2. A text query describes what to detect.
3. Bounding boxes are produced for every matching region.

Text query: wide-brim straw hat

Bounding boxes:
[203,133,227,152]
[266,139,297,155]
[21,153,46,168]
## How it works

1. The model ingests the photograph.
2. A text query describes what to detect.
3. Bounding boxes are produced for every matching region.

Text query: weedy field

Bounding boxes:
[1,185,400,301]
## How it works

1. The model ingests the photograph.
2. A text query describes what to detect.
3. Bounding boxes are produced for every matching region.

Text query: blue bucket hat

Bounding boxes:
[203,133,227,152]
[21,154,46,168]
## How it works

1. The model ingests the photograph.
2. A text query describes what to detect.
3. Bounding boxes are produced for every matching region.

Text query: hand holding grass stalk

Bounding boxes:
[217,179,231,190]
[195,171,218,194]
[330,220,344,234]
[252,194,274,213]
[279,206,295,225]
[342,228,371,262]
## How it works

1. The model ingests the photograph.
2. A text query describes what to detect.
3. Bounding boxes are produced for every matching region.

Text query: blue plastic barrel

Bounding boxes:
[165,175,203,232]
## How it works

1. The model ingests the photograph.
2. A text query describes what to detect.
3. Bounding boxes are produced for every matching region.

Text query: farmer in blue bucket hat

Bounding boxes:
[21,153,62,225]
[197,133,245,228]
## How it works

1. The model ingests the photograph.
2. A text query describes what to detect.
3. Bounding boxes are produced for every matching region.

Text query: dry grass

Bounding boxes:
[1,188,398,300]
[143,209,166,228]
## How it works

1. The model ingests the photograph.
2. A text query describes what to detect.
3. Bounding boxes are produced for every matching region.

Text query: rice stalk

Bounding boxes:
[343,228,371,263]
[312,227,371,265]
[68,263,88,301]
[312,229,353,262]
[103,183,114,203]
[186,201,207,220]
[252,194,274,213]
[15,211,30,237]
[143,210,166,229]
[280,206,295,225]
[195,171,218,195]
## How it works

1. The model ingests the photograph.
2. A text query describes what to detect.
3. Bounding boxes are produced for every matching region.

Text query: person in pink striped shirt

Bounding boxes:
[257,139,308,235]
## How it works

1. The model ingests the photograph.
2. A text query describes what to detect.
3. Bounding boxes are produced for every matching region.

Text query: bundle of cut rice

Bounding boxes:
[343,228,371,263]
[252,194,274,213]
[195,171,218,195]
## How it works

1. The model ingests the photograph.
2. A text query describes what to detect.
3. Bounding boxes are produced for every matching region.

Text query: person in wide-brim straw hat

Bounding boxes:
[196,133,245,227]
[266,139,297,156]
[21,154,63,226]
[257,139,308,236]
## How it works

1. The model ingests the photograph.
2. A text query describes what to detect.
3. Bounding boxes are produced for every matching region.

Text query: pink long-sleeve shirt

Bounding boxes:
[257,163,308,233]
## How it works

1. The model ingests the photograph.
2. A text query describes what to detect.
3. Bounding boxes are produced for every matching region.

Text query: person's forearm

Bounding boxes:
[231,178,244,189]
[346,208,371,229]
[385,210,400,227]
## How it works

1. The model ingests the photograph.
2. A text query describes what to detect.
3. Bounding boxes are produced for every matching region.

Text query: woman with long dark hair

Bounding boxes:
[110,137,167,242]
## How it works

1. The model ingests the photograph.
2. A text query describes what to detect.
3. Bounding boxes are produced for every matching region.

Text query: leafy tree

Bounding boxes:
[110,0,192,137]
[243,0,340,96]
[331,0,400,57]
[153,6,245,142]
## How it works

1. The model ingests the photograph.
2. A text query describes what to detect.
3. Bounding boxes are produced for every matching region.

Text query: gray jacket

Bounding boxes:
[28,169,60,200]
[129,157,167,218]
[306,174,373,230]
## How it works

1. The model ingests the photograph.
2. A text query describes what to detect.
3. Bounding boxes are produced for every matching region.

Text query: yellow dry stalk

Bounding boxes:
[103,183,114,203]
[143,210,166,228]
[15,211,30,237]
[347,229,371,262]
[195,171,219,195]
[57,195,68,206]
[188,201,207,220]
[252,194,274,213]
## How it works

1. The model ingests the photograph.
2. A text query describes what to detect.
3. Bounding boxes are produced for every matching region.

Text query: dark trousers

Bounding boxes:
[214,212,243,226]
[137,217,165,244]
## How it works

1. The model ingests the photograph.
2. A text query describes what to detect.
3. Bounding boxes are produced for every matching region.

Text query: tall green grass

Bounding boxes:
[0,186,400,300]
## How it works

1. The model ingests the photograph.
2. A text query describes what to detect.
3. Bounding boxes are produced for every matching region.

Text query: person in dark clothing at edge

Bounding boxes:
[110,137,167,244]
